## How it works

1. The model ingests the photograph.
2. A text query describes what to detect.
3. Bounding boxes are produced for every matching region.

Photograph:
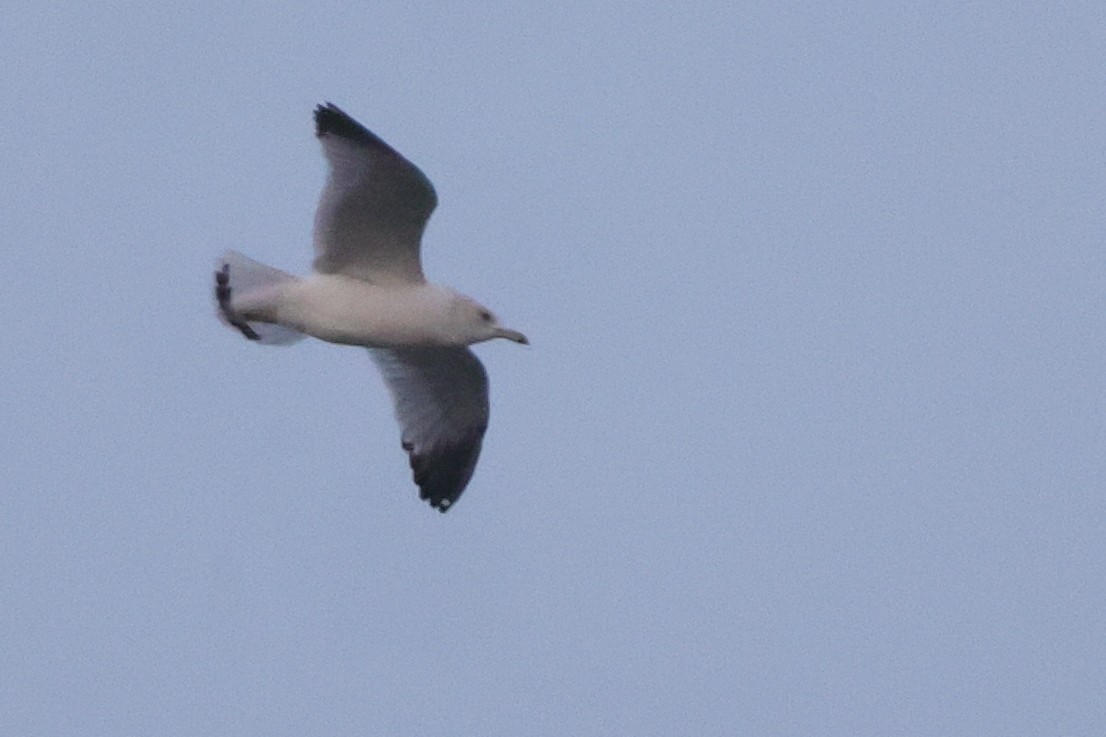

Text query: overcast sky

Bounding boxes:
[2,2,1105,735]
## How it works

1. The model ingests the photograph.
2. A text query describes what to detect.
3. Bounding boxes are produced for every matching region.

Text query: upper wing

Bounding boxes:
[369,347,490,512]
[312,103,437,285]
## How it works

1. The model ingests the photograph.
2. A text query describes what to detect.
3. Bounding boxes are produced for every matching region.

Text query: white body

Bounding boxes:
[235,273,465,348]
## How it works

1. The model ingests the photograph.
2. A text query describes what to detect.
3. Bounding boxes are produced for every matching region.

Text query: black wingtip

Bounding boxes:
[407,441,482,514]
[314,102,388,149]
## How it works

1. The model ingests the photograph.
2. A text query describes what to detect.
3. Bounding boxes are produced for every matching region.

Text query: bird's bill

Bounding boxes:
[496,327,529,345]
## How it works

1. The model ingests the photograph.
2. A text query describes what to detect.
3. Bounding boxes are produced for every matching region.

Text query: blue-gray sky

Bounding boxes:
[2,2,1104,735]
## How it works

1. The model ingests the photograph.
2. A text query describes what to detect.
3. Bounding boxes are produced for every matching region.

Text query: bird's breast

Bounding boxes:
[277,276,452,348]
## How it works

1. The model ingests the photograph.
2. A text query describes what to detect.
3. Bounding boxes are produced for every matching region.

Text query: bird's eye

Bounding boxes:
[479,310,493,322]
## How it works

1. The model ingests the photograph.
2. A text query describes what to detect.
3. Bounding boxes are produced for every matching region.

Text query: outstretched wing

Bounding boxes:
[369,347,490,512]
[312,103,437,285]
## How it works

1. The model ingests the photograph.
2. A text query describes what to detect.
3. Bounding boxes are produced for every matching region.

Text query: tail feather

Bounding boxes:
[214,250,306,345]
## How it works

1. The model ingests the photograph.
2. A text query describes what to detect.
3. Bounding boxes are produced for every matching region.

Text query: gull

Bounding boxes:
[214,102,527,512]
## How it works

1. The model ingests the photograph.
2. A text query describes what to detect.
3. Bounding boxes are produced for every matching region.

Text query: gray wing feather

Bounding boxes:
[369,347,490,512]
[313,103,436,285]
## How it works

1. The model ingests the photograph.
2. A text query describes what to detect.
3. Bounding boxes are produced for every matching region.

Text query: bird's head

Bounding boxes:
[450,293,528,346]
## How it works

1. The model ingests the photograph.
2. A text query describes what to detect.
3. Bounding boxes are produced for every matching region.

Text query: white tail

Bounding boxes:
[214,250,306,345]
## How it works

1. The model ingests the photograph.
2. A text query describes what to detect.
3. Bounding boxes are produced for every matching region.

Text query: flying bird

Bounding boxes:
[214,103,527,512]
